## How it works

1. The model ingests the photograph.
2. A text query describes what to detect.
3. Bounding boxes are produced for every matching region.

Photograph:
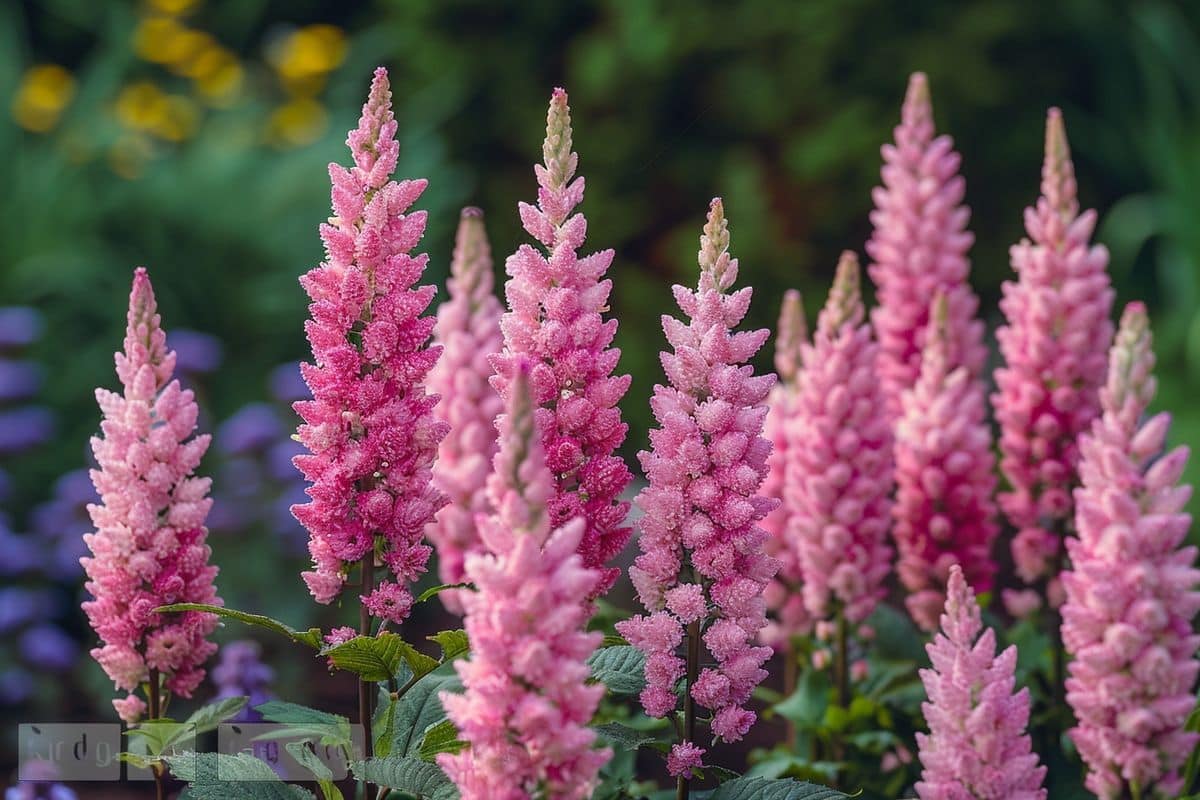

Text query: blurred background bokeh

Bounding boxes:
[3,0,1200,791]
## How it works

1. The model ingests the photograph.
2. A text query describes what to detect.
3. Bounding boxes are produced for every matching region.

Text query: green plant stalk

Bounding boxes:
[832,610,849,762]
[676,619,700,800]
[359,555,375,800]
[784,639,798,753]
[148,668,165,800]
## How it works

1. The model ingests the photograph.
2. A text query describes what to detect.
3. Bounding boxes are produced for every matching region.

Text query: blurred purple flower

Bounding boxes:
[0,408,54,454]
[266,439,304,482]
[18,625,77,672]
[0,668,34,705]
[0,361,41,402]
[212,640,275,721]
[0,521,42,578]
[170,329,224,375]
[29,470,95,581]
[217,404,283,456]
[269,362,309,403]
[0,589,46,633]
[6,758,78,800]
[0,308,41,350]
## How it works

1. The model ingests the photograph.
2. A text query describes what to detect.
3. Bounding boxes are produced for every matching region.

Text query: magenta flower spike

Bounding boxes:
[893,293,999,631]
[490,88,633,596]
[1060,303,1200,799]
[915,566,1047,800]
[616,199,778,763]
[427,207,504,613]
[789,252,893,624]
[993,109,1114,603]
[291,67,448,621]
[81,268,221,723]
[867,73,986,419]
[439,360,610,800]
[761,290,813,649]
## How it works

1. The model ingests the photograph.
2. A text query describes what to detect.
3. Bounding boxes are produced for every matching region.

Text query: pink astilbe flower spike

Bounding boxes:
[490,87,633,597]
[867,72,986,419]
[616,199,779,753]
[82,268,221,724]
[789,252,893,624]
[893,292,999,631]
[427,207,504,613]
[439,360,610,800]
[761,290,813,649]
[994,109,1114,604]
[291,67,448,619]
[915,565,1047,800]
[1060,303,1200,800]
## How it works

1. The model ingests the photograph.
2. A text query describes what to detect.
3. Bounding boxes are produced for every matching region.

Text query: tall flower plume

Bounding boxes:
[790,252,893,624]
[915,565,1047,800]
[1060,303,1199,799]
[867,72,985,419]
[993,108,1114,600]
[490,87,632,596]
[439,360,610,799]
[616,199,778,766]
[427,207,504,612]
[761,290,812,648]
[82,268,221,723]
[893,293,999,631]
[292,67,448,621]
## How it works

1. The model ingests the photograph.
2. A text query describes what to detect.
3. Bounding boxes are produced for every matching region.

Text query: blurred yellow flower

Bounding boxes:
[133,16,187,63]
[145,0,201,15]
[268,96,327,147]
[115,81,198,141]
[109,133,155,180]
[12,64,76,133]
[192,49,244,106]
[269,25,346,93]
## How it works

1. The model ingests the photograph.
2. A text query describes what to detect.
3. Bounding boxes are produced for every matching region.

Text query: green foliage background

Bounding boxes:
[3,0,1200,774]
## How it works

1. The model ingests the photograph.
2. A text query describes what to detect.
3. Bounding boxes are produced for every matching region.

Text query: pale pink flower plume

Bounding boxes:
[915,565,1047,800]
[867,72,986,419]
[761,289,813,649]
[439,360,610,799]
[616,199,779,751]
[490,87,633,597]
[291,67,448,619]
[893,292,999,631]
[427,207,504,613]
[1060,302,1200,799]
[993,108,1114,600]
[82,268,221,723]
[789,252,893,624]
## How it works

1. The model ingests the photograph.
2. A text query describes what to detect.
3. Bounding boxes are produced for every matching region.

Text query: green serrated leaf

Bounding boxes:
[601,634,630,648]
[592,722,663,752]
[155,603,323,649]
[254,701,352,747]
[186,696,249,734]
[373,687,398,759]
[707,775,849,799]
[587,646,646,695]
[126,720,195,757]
[321,633,411,682]
[428,629,469,662]
[391,671,461,758]
[417,719,465,762]
[352,756,458,800]
[416,583,470,604]
[285,741,343,800]
[166,751,280,783]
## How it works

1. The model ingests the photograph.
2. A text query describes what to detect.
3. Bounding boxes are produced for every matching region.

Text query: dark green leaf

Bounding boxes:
[391,671,462,758]
[592,722,664,752]
[428,629,469,662]
[707,775,849,799]
[587,646,646,695]
[773,668,830,730]
[416,583,470,604]
[417,719,465,762]
[155,603,323,649]
[352,756,458,800]
[254,701,352,747]
[186,696,249,734]
[167,751,279,783]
